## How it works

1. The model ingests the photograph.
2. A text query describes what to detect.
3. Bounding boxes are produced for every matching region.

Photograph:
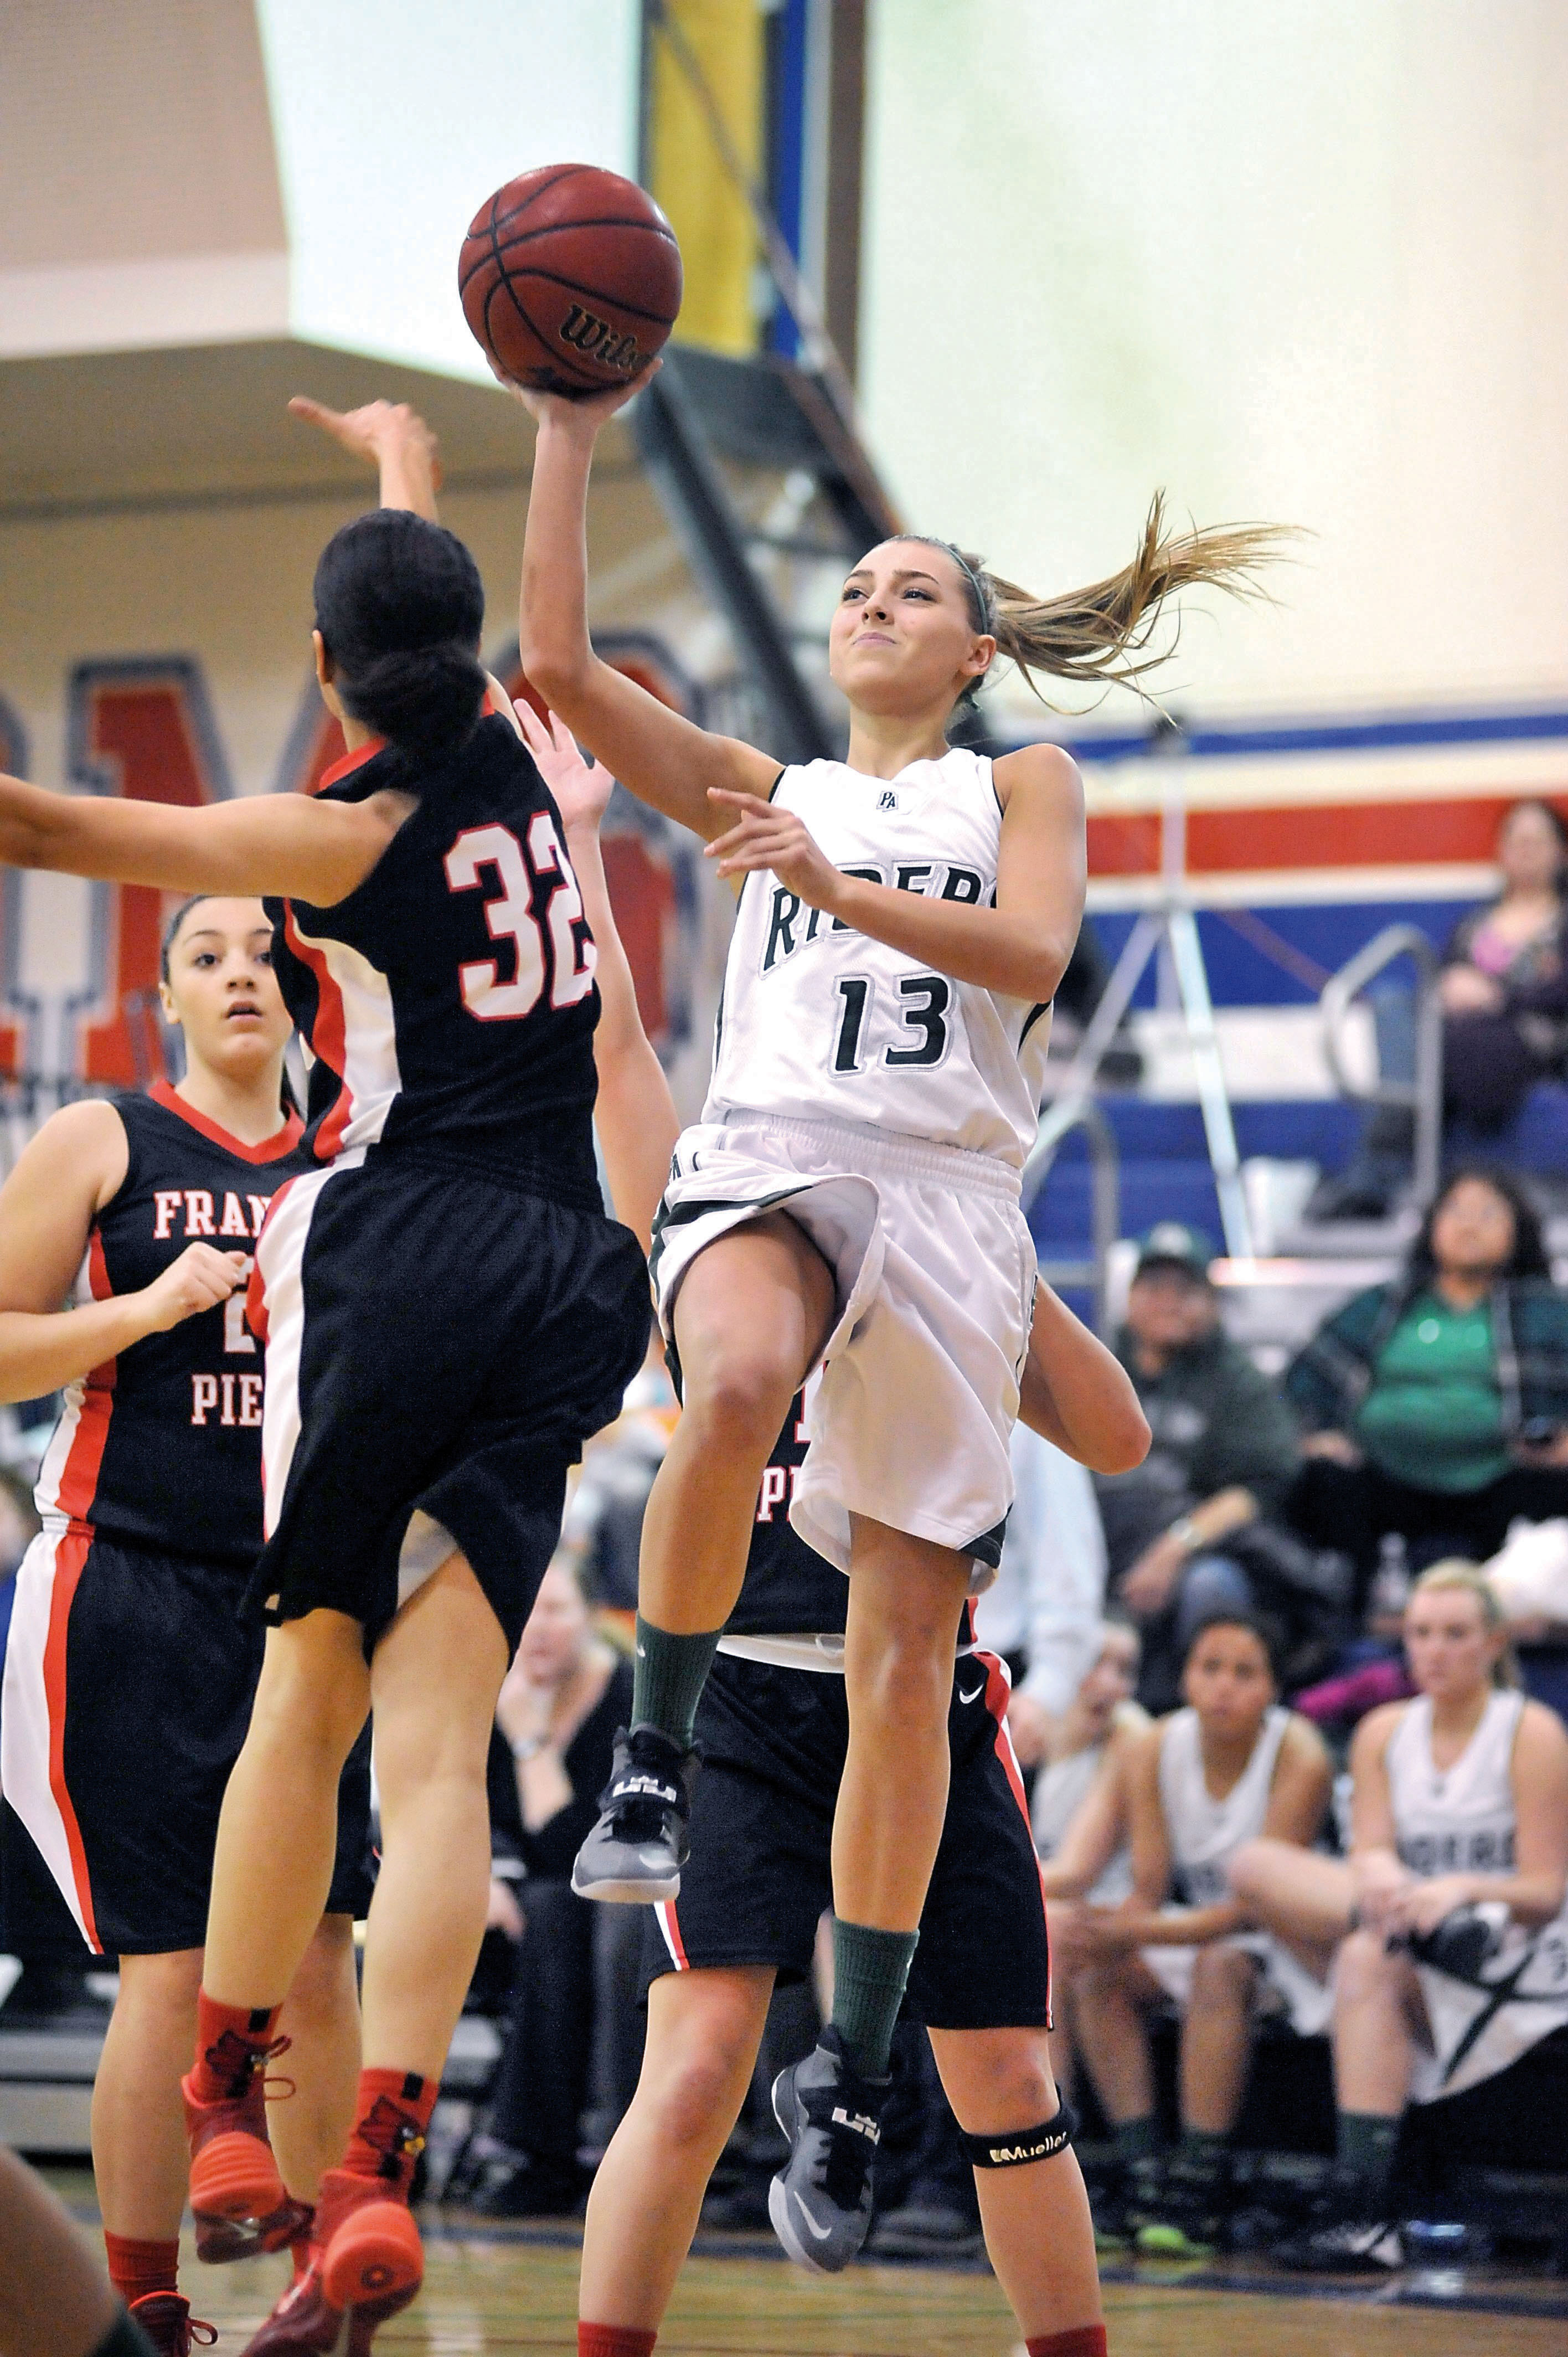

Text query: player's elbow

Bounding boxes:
[1088,1398,1152,1476]
[0,791,68,876]
[520,644,579,704]
[517,619,589,709]
[1018,927,1076,1008]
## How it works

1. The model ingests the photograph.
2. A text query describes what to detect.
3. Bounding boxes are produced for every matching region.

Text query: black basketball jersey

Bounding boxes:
[267,716,601,1206]
[33,1084,311,1566]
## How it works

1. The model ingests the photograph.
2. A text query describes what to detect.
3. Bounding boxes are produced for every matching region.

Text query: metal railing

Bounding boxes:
[1021,1094,1121,1335]
[1320,923,1442,1207]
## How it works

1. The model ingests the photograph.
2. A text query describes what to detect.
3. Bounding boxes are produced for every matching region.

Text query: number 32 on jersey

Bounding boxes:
[443,817,597,1021]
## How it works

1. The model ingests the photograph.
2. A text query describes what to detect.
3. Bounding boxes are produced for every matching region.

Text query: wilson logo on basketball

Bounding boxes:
[558,302,643,375]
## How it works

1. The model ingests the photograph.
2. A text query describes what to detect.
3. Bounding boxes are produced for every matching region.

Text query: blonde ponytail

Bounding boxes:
[916,494,1293,709]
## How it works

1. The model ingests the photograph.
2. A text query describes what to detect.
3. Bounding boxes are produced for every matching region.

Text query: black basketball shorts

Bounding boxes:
[0,1527,373,1957]
[639,1647,1051,2030]
[250,1150,650,1655]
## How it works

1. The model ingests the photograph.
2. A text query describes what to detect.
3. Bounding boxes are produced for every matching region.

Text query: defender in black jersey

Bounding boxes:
[0,398,650,2351]
[254,705,639,1654]
[641,1393,1050,2025]
[0,898,372,2355]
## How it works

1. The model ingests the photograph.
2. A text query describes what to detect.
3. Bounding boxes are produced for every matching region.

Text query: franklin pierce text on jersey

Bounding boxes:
[32,1085,311,1565]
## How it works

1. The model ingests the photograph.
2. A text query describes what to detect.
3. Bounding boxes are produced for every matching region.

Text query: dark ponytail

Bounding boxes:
[312,509,486,763]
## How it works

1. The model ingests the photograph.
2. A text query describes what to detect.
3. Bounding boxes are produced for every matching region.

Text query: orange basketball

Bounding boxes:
[459,163,683,398]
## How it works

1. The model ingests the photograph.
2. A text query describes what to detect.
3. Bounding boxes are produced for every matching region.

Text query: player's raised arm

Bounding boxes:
[288,396,443,522]
[515,702,677,1252]
[517,382,781,841]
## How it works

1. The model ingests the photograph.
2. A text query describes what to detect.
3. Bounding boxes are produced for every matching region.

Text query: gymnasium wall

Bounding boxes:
[0,464,733,1112]
[860,0,1568,721]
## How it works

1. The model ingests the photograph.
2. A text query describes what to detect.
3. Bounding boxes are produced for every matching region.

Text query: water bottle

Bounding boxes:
[1369,1532,1411,1631]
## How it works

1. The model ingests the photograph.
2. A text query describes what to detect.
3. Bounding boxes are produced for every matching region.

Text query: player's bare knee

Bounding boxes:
[1336,1924,1396,2004]
[644,2043,749,2153]
[853,1631,951,1736]
[951,2037,1055,2131]
[1226,1839,1268,1906]
[119,1946,203,2021]
[683,1347,799,1460]
[1189,1942,1256,2007]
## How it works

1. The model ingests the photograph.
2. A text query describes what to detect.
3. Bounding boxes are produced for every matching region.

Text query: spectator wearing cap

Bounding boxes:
[1096,1225,1309,1710]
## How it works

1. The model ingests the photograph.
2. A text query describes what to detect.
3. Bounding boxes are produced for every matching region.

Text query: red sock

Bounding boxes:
[1026,2332,1107,2357]
[103,2233,179,2304]
[579,2329,657,2357]
[341,2068,437,2196]
[289,2214,316,2287]
[188,1993,281,2103]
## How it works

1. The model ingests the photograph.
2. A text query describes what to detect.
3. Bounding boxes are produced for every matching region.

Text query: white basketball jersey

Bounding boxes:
[1033,1740,1133,1906]
[1158,1705,1288,1907]
[1385,1689,1568,2099]
[1386,1690,1523,1880]
[704,749,1054,1167]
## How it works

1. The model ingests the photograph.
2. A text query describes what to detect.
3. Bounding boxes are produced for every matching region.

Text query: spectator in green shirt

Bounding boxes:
[1097,1225,1324,1707]
[1286,1169,1568,1607]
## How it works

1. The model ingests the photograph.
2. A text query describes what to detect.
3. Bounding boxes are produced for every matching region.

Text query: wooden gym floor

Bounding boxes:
[48,2175,1568,2355]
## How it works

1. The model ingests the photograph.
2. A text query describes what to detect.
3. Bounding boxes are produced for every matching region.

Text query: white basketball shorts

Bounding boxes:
[647,1108,1037,1588]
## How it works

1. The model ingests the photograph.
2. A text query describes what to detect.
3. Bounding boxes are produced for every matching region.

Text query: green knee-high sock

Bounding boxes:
[829,1920,919,2078]
[631,1616,721,1749]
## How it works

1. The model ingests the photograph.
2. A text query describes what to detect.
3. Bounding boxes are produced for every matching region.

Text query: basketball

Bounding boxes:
[459,163,683,399]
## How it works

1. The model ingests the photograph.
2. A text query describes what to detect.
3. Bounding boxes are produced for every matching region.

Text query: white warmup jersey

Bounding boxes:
[1385,1690,1568,2101]
[652,747,1052,1581]
[706,749,1053,1168]
[1033,1741,1133,1906]
[1159,1704,1289,1906]
[1141,1705,1333,2034]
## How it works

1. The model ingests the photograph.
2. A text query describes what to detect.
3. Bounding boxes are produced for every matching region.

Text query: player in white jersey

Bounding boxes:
[1230,1562,1568,2272]
[1065,1613,1331,2256]
[517,355,1278,2262]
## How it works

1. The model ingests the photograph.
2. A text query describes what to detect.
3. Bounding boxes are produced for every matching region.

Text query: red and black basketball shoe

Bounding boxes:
[239,2168,424,2356]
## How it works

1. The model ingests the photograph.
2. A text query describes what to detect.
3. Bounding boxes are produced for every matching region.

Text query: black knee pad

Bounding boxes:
[959,2098,1078,2169]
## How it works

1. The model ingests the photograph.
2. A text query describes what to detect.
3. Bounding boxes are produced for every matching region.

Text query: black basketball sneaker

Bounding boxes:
[571,1725,699,1903]
[1272,2165,1403,2273]
[768,2027,889,2274]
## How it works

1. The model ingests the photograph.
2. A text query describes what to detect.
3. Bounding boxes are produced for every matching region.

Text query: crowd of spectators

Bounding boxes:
[1312,797,1568,1220]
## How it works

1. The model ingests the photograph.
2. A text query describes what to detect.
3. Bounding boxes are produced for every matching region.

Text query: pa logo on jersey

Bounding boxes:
[878,790,898,812]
